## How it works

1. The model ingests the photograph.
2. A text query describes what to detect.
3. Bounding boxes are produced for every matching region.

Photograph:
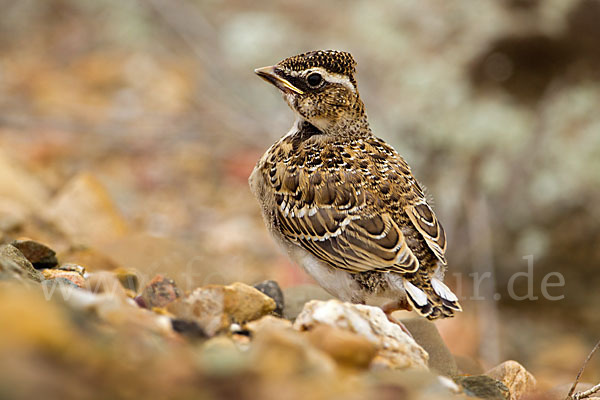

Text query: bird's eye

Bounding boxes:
[306,73,323,88]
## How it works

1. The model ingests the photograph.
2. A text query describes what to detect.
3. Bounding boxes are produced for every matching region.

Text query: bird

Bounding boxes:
[249,50,461,320]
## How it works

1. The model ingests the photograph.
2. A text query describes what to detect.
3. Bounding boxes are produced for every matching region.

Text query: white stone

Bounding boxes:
[293,299,428,370]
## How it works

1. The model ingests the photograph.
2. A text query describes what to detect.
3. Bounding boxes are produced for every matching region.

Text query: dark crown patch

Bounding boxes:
[278,50,357,77]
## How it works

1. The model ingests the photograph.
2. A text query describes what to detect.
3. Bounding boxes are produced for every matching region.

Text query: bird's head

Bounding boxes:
[255,50,367,135]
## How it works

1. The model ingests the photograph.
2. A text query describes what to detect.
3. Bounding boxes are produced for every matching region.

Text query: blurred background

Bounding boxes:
[0,0,598,388]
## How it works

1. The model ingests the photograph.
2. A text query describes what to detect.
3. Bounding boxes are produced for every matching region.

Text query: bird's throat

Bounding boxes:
[297,120,323,141]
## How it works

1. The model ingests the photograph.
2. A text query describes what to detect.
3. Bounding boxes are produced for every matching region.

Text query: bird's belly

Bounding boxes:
[287,244,361,302]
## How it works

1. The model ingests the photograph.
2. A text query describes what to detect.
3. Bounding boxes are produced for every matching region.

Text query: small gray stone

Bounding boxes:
[455,375,510,400]
[42,277,80,290]
[254,280,284,317]
[171,318,208,339]
[0,244,44,283]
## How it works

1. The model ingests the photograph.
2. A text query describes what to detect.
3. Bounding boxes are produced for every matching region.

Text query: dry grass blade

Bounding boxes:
[566,339,600,400]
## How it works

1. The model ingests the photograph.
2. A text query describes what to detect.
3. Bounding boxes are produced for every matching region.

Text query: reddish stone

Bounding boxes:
[141,275,181,309]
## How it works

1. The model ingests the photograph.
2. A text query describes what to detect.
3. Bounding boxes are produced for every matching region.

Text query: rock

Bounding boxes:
[140,274,181,309]
[0,244,44,283]
[171,319,207,339]
[114,268,140,292]
[65,283,176,341]
[250,327,336,377]
[41,277,80,291]
[11,239,58,269]
[304,324,378,369]
[283,284,335,320]
[253,280,284,316]
[0,284,74,354]
[167,282,276,336]
[168,290,229,335]
[486,361,536,400]
[401,317,458,376]
[41,268,86,288]
[0,281,191,398]
[230,331,252,349]
[455,375,510,400]
[57,263,86,276]
[244,315,292,334]
[200,336,247,374]
[45,173,129,245]
[218,282,277,323]
[294,300,429,370]
[134,295,147,308]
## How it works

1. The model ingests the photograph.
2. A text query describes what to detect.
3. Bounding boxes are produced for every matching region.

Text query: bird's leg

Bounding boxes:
[382,300,414,338]
[382,297,413,313]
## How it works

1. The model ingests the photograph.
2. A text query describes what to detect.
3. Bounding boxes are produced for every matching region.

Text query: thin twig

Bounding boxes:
[566,339,600,399]
[573,382,600,400]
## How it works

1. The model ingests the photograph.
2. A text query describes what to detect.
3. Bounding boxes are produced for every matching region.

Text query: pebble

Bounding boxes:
[455,375,510,400]
[140,274,182,309]
[41,268,85,288]
[0,244,44,283]
[304,324,378,369]
[171,318,207,339]
[167,282,276,336]
[294,300,429,370]
[253,280,284,317]
[11,239,58,269]
[114,268,140,292]
[244,315,292,334]
[41,277,80,290]
[486,360,536,400]
[224,282,277,322]
[250,327,336,377]
[57,263,86,276]
[200,336,247,374]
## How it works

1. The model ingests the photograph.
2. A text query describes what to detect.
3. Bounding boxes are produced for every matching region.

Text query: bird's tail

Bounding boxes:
[402,275,462,320]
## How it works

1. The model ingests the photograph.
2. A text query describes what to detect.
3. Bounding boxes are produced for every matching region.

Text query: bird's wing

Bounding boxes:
[366,138,448,266]
[265,137,436,274]
[273,175,419,274]
[405,201,447,265]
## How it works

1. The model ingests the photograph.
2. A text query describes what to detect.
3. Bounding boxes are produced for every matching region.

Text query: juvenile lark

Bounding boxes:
[249,50,461,320]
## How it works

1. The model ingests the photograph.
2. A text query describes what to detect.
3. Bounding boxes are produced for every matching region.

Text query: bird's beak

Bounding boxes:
[254,66,304,95]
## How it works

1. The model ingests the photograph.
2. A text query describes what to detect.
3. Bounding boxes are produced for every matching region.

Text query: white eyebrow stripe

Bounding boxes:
[313,68,356,93]
[288,67,356,93]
